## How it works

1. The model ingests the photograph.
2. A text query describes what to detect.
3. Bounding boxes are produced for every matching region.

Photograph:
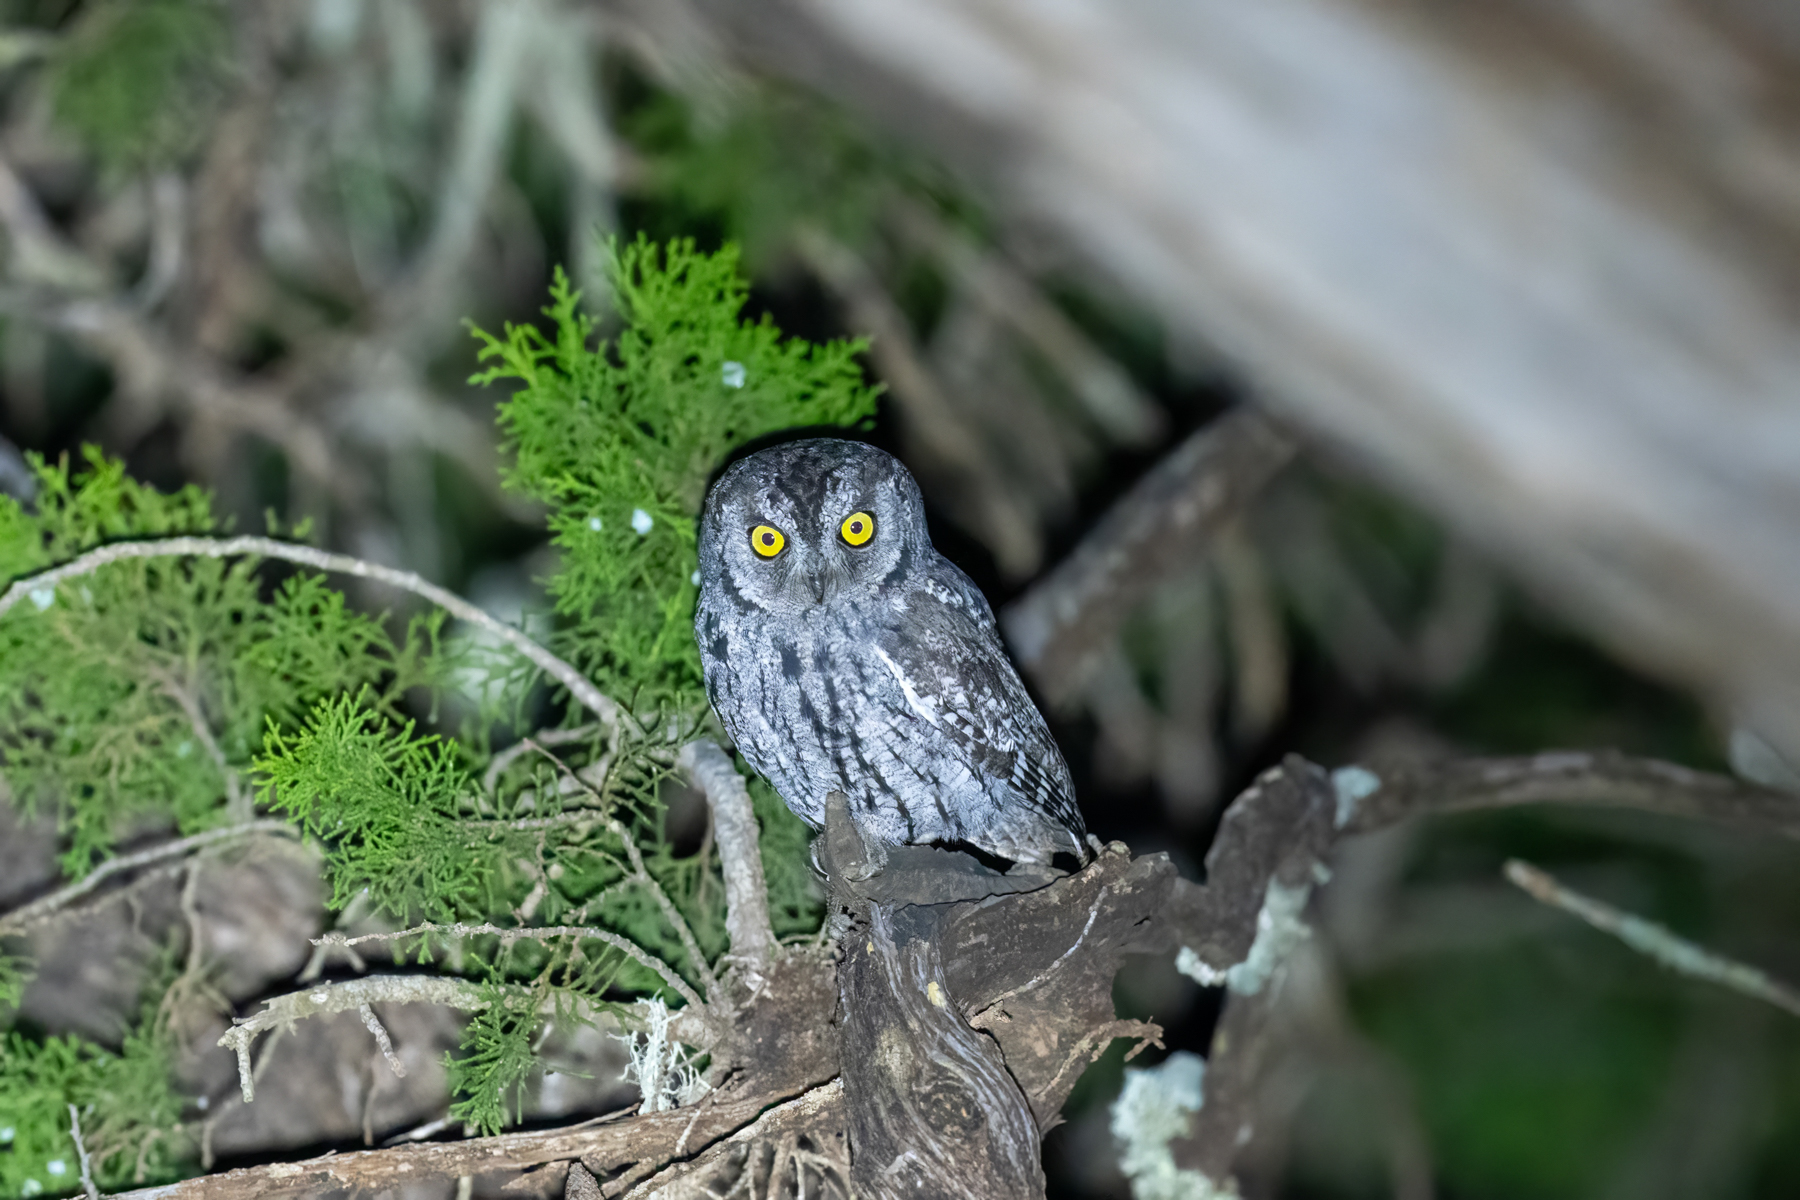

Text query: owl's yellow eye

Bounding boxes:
[839,511,875,546]
[749,524,786,558]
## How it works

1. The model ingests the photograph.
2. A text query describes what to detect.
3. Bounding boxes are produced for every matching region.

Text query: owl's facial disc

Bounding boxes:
[699,439,928,616]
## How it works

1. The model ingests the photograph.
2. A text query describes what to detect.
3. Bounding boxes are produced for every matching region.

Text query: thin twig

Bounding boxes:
[217,974,632,1104]
[69,1104,101,1200]
[152,667,248,822]
[358,1003,408,1078]
[0,535,627,732]
[482,723,601,795]
[311,922,704,1011]
[0,820,296,935]
[524,739,721,999]
[1504,859,1800,1018]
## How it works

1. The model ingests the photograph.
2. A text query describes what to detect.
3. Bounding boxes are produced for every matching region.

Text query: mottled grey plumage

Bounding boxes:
[695,439,1086,864]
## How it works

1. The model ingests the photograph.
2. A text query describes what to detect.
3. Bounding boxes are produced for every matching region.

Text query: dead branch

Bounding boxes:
[77,741,1800,1199]
[0,820,296,936]
[69,1104,101,1200]
[1002,409,1297,703]
[310,922,706,1013]
[217,975,498,1104]
[1504,859,1800,1018]
[107,1079,836,1200]
[1336,750,1800,841]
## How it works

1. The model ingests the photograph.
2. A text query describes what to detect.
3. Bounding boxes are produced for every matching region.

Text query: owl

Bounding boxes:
[694,439,1087,865]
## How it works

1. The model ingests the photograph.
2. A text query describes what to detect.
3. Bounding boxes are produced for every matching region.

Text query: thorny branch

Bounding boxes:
[0,535,630,733]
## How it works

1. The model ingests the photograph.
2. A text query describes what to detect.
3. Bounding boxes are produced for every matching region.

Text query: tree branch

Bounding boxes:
[1505,859,1800,1018]
[107,1078,832,1200]
[1001,409,1297,703]
[0,535,628,733]
[310,921,706,1013]
[1336,750,1800,841]
[0,820,296,936]
[679,739,775,981]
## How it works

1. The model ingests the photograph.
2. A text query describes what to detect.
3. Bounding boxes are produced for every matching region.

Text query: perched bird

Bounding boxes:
[695,439,1086,864]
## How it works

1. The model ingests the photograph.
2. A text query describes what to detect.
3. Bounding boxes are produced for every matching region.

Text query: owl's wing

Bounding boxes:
[862,562,1086,856]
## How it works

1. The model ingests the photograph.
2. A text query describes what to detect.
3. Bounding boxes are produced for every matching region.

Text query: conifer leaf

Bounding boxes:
[470,235,880,710]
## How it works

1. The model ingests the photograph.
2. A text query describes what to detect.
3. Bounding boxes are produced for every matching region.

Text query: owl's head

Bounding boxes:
[698,439,930,615]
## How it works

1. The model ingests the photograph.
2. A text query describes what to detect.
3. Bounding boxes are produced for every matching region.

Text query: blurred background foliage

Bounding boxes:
[0,1,1792,1197]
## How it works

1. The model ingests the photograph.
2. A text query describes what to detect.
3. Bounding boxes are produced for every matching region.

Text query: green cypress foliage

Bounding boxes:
[1,237,873,1165]
[471,234,880,712]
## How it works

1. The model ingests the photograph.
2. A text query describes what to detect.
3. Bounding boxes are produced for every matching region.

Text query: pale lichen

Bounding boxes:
[1110,1051,1240,1200]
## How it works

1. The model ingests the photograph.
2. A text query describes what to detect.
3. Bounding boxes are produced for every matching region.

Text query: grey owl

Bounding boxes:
[695,439,1086,864]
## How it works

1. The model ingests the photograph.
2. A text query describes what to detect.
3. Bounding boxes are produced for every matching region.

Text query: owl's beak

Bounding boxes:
[807,568,828,604]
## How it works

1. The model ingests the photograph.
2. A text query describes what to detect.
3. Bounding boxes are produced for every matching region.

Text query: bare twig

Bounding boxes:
[679,739,775,979]
[311,921,705,1012]
[1002,409,1298,701]
[0,535,628,733]
[523,739,721,998]
[357,1003,408,1079]
[482,723,601,795]
[1338,750,1800,841]
[69,1105,101,1200]
[0,820,296,936]
[618,1080,846,1199]
[218,975,498,1104]
[1504,859,1800,1018]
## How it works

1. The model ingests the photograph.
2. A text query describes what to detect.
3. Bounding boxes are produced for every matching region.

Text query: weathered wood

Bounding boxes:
[677,0,1800,763]
[818,792,1045,1199]
[104,749,1796,1199]
[839,904,1045,1199]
